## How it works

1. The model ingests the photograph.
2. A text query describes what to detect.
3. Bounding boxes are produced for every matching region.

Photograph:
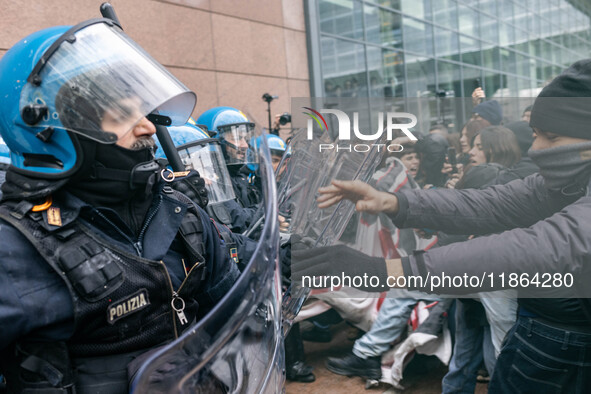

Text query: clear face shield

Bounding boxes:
[177,139,236,204]
[19,20,196,144]
[219,123,259,167]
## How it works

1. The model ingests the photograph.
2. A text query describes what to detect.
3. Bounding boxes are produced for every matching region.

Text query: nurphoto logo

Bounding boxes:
[303,107,418,153]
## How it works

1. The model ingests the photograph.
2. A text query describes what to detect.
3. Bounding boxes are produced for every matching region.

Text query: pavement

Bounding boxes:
[286,321,489,394]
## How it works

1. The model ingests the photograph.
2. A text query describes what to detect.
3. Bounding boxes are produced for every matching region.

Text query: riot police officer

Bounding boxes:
[197,107,262,209]
[155,122,258,233]
[0,19,241,393]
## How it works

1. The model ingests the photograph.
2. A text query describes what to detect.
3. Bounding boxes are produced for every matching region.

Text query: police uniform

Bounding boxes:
[229,165,262,209]
[0,183,240,393]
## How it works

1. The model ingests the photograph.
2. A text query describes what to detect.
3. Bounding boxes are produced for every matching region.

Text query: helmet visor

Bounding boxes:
[178,140,236,204]
[20,21,196,144]
[219,123,259,166]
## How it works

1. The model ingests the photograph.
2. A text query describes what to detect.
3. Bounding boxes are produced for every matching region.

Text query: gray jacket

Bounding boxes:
[392,174,591,306]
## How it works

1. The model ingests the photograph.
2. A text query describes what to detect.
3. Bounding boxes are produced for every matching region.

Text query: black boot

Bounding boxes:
[285,323,316,383]
[325,352,381,380]
[286,361,316,382]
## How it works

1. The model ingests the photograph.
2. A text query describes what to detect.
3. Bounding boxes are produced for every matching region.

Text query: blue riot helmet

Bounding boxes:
[154,122,236,205]
[251,134,287,173]
[266,134,287,156]
[0,20,196,179]
[197,107,260,168]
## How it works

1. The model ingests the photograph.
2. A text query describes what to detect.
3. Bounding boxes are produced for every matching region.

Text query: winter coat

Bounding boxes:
[392,173,591,325]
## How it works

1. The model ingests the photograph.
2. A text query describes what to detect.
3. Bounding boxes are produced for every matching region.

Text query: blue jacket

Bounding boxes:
[0,185,241,352]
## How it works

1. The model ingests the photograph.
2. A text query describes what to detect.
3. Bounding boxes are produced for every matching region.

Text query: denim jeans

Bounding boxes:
[353,297,418,359]
[489,316,591,394]
[479,292,517,356]
[442,300,496,394]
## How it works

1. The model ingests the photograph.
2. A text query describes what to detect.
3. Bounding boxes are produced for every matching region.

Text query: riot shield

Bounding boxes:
[278,113,387,334]
[130,134,283,393]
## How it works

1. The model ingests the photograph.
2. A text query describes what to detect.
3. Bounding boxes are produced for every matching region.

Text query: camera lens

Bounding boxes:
[279,113,291,125]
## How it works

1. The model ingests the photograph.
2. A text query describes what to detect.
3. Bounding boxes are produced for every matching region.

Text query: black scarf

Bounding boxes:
[67,140,159,235]
[528,141,591,194]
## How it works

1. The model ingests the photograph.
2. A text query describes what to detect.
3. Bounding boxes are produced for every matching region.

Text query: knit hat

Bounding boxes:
[530,59,591,140]
[505,121,534,156]
[473,100,502,125]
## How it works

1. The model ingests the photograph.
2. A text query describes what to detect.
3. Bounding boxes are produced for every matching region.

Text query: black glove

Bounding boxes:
[171,170,209,209]
[291,244,388,292]
[279,241,292,288]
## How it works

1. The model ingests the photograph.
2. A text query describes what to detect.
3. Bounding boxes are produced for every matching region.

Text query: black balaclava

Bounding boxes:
[66,136,160,235]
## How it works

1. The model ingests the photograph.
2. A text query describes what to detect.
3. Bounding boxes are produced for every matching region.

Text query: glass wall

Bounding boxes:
[308,0,591,131]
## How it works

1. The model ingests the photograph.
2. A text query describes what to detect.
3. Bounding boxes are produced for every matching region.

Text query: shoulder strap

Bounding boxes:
[0,203,125,305]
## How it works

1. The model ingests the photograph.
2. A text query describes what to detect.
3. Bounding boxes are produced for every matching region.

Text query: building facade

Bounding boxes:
[2,1,591,134]
[305,0,591,128]
[0,0,310,135]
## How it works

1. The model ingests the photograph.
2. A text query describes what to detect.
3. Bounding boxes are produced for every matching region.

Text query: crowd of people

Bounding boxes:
[285,87,540,390]
[293,62,591,393]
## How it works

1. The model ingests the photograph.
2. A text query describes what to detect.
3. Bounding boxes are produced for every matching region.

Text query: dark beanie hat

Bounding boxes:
[530,59,591,139]
[472,100,502,125]
[505,121,534,156]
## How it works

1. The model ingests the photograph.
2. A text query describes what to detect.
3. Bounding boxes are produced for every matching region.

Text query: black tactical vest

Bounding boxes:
[0,190,209,393]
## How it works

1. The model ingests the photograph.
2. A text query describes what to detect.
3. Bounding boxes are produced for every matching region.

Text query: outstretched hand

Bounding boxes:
[317,180,399,215]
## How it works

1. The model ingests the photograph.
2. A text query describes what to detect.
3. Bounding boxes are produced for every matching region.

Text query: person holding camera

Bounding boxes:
[271,112,292,137]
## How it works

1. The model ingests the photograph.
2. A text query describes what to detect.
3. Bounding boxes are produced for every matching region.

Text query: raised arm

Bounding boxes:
[391,174,573,235]
[401,195,591,296]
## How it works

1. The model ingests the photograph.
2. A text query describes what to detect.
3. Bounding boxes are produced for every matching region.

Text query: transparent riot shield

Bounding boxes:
[279,100,389,334]
[130,135,283,393]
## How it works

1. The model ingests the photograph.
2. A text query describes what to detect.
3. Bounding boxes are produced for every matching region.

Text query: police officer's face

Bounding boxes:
[531,128,589,151]
[101,97,156,150]
[224,132,249,160]
[271,154,282,172]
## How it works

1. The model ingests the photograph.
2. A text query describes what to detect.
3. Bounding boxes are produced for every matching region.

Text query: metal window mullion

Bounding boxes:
[305,0,324,97]
[360,0,374,132]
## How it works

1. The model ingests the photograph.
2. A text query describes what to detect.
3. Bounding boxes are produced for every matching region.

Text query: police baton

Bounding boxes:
[154,123,186,172]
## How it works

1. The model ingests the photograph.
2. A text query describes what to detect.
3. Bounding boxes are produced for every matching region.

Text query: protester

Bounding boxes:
[503,120,539,180]
[472,100,503,126]
[448,125,521,189]
[521,105,533,123]
[414,133,449,188]
[440,126,521,392]
[325,151,442,383]
[458,118,490,166]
